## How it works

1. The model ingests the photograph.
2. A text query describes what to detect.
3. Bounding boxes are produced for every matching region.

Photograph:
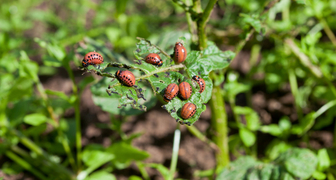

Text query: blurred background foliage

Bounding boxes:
[1,0,336,179]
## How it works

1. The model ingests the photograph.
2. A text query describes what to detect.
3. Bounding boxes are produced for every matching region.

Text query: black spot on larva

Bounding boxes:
[186,122,191,126]
[162,105,166,110]
[154,74,159,78]
[156,87,160,92]
[176,119,179,122]
[138,88,142,92]
[133,100,136,105]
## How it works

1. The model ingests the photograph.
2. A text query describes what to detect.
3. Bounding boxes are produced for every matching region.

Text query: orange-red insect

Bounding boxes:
[115,70,135,87]
[145,53,163,67]
[164,83,179,102]
[181,103,196,119]
[179,82,192,100]
[173,42,187,64]
[192,76,205,93]
[82,52,104,67]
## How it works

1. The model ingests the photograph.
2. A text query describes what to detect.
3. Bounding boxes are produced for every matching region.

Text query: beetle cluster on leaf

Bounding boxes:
[80,37,235,125]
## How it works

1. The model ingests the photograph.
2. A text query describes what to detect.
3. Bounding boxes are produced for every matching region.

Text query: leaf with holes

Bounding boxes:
[87,37,234,125]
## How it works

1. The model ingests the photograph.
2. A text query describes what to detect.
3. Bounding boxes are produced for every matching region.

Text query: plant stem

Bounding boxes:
[314,100,336,119]
[288,68,303,120]
[136,162,150,180]
[64,60,82,172]
[186,126,218,151]
[11,129,73,178]
[285,38,323,78]
[5,151,48,180]
[169,125,181,180]
[36,79,77,171]
[319,18,336,47]
[209,86,230,170]
[192,0,230,170]
[135,64,186,80]
[196,0,217,50]
[185,0,197,43]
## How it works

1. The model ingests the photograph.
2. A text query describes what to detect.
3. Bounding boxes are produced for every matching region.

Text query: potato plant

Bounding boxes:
[82,37,234,125]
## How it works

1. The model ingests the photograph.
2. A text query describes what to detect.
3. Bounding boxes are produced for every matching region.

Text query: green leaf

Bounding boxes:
[295,0,306,4]
[266,140,292,160]
[216,156,258,180]
[245,167,259,180]
[239,128,256,147]
[279,117,291,131]
[258,164,274,180]
[148,164,170,180]
[240,13,262,33]
[185,41,234,76]
[107,142,149,169]
[86,171,116,180]
[128,176,143,180]
[35,38,66,62]
[82,144,115,167]
[24,124,47,137]
[292,112,316,135]
[19,51,39,82]
[234,106,260,131]
[7,77,34,102]
[312,171,327,180]
[78,76,95,91]
[260,124,282,136]
[23,113,48,126]
[225,81,251,99]
[280,148,318,179]
[317,148,330,171]
[115,0,129,16]
[91,77,156,116]
[299,112,316,134]
[45,90,70,102]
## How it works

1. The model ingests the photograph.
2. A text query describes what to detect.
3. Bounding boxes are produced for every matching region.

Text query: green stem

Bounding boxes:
[135,64,185,80]
[185,0,197,42]
[64,60,82,172]
[136,162,150,180]
[36,79,76,171]
[169,125,181,180]
[171,0,197,17]
[314,100,336,119]
[5,151,48,180]
[12,129,73,178]
[319,18,336,47]
[288,68,302,119]
[209,86,230,170]
[284,38,323,78]
[312,99,336,147]
[186,126,218,151]
[229,97,242,128]
[196,0,217,50]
